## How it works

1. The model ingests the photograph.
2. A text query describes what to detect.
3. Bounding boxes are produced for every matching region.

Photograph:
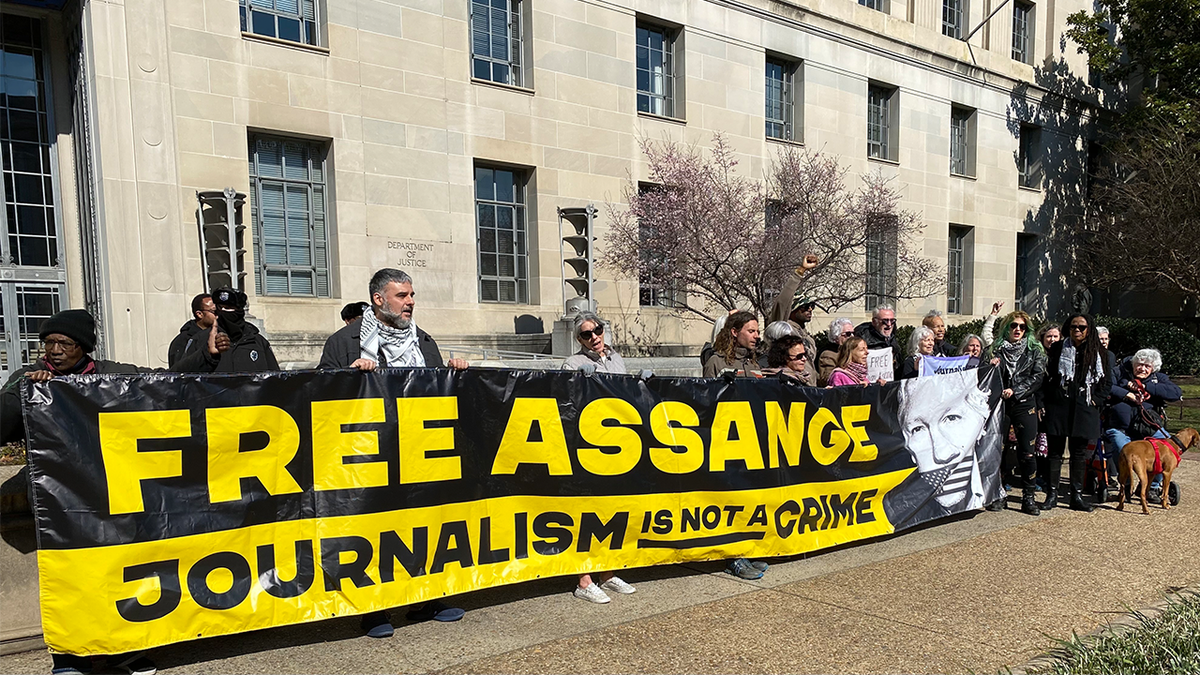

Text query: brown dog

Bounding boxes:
[1116,427,1198,514]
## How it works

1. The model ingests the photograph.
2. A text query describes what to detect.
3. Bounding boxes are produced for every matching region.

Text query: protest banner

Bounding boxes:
[918,355,972,377]
[866,347,893,382]
[22,367,1003,655]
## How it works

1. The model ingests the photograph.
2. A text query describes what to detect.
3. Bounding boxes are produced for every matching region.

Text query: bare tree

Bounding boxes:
[600,134,942,321]
[1072,123,1200,299]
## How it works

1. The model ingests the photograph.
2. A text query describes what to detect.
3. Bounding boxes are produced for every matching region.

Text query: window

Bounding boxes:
[947,225,972,315]
[1014,234,1035,311]
[1,14,67,379]
[949,105,975,176]
[867,83,898,162]
[942,0,965,39]
[864,218,897,312]
[248,135,330,297]
[637,184,679,308]
[240,0,320,46]
[1017,124,1042,189]
[765,58,799,142]
[858,0,887,11]
[1012,1,1033,63]
[636,23,675,118]
[471,0,523,87]
[475,166,528,303]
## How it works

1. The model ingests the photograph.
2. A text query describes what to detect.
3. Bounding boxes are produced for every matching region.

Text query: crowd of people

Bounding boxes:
[0,262,1188,675]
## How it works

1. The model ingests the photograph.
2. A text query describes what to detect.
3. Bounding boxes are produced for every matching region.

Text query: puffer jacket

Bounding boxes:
[1104,358,1182,435]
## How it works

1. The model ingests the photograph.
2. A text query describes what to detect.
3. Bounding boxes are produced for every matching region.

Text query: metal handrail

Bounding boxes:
[440,345,563,362]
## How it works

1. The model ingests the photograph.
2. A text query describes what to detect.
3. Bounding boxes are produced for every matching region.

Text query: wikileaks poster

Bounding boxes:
[21,366,1003,655]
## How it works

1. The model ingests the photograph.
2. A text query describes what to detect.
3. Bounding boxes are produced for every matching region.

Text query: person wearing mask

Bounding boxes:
[900,326,936,379]
[317,268,467,636]
[703,311,760,377]
[0,309,160,675]
[1042,313,1111,512]
[854,305,899,379]
[922,311,957,356]
[767,255,820,383]
[763,335,813,384]
[561,312,638,602]
[175,287,278,373]
[958,334,984,368]
[827,337,871,387]
[982,311,1047,515]
[167,293,216,367]
[818,318,856,386]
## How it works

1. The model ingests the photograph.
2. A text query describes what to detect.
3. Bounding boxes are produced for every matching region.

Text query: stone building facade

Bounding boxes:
[0,0,1098,375]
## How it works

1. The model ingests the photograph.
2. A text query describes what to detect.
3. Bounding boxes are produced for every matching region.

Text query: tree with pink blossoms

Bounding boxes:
[601,134,943,321]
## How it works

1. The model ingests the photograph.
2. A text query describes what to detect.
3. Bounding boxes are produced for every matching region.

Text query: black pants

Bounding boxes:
[1046,434,1089,492]
[1003,399,1039,492]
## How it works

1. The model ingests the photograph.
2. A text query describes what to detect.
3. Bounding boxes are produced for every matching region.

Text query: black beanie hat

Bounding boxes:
[38,309,97,353]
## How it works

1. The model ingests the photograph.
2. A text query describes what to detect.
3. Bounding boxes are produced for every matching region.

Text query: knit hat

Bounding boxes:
[38,309,97,353]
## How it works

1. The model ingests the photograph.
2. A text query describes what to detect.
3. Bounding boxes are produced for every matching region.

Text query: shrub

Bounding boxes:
[1095,315,1200,376]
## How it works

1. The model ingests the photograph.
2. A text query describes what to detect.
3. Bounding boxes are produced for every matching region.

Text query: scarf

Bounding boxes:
[833,360,868,384]
[43,356,97,376]
[1058,341,1103,405]
[997,339,1026,379]
[359,309,425,368]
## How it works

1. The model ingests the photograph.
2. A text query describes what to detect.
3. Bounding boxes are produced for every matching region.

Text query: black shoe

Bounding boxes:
[985,500,1005,511]
[360,610,394,638]
[1021,494,1041,516]
[1069,490,1095,513]
[1041,488,1058,510]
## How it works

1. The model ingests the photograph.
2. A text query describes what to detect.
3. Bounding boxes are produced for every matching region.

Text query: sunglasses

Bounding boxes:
[1010,323,1027,333]
[878,318,896,326]
[579,325,605,340]
[789,352,808,361]
[1070,324,1088,332]
[840,331,855,338]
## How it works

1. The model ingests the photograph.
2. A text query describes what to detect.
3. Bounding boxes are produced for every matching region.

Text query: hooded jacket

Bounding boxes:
[167,319,208,368]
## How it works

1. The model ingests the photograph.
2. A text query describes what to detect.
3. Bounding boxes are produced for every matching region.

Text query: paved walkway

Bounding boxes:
[3,456,1197,674]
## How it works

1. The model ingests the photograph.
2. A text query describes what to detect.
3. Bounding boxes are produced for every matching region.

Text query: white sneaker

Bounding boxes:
[573,583,611,604]
[601,576,637,594]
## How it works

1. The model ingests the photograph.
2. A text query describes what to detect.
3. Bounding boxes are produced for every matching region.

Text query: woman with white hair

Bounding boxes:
[818,318,855,386]
[1102,348,1182,466]
[758,320,799,368]
[959,334,984,367]
[899,326,936,379]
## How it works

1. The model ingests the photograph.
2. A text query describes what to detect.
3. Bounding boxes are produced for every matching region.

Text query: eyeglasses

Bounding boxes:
[579,325,605,340]
[42,338,78,350]
[788,352,808,362]
[1070,324,1089,332]
[1010,323,1027,333]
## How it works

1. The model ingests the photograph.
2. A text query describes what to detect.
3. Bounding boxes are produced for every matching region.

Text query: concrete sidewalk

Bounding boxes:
[2,459,1197,675]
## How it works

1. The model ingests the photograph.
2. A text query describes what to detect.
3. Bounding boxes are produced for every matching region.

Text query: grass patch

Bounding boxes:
[1026,591,1200,674]
[0,442,26,466]
[1165,382,1200,434]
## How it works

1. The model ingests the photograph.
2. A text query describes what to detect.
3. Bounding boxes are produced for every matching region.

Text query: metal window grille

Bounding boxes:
[636,24,674,118]
[475,166,528,304]
[1011,1,1032,63]
[249,136,330,297]
[950,107,970,175]
[858,0,885,10]
[867,85,892,160]
[1018,125,1040,188]
[240,0,320,46]
[942,0,965,39]
[947,226,968,314]
[1,14,68,378]
[471,0,522,87]
[864,221,896,312]
[765,59,794,141]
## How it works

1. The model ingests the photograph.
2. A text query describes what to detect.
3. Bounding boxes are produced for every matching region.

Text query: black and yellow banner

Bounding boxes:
[22,366,1004,655]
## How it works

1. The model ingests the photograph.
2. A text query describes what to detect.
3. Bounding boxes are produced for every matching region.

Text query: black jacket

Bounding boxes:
[982,342,1047,405]
[1042,341,1112,439]
[167,319,207,368]
[318,316,445,368]
[932,339,958,357]
[1,359,144,444]
[174,322,279,373]
[854,321,900,378]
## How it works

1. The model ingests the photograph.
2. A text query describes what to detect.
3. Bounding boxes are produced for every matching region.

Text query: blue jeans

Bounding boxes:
[1103,427,1169,487]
